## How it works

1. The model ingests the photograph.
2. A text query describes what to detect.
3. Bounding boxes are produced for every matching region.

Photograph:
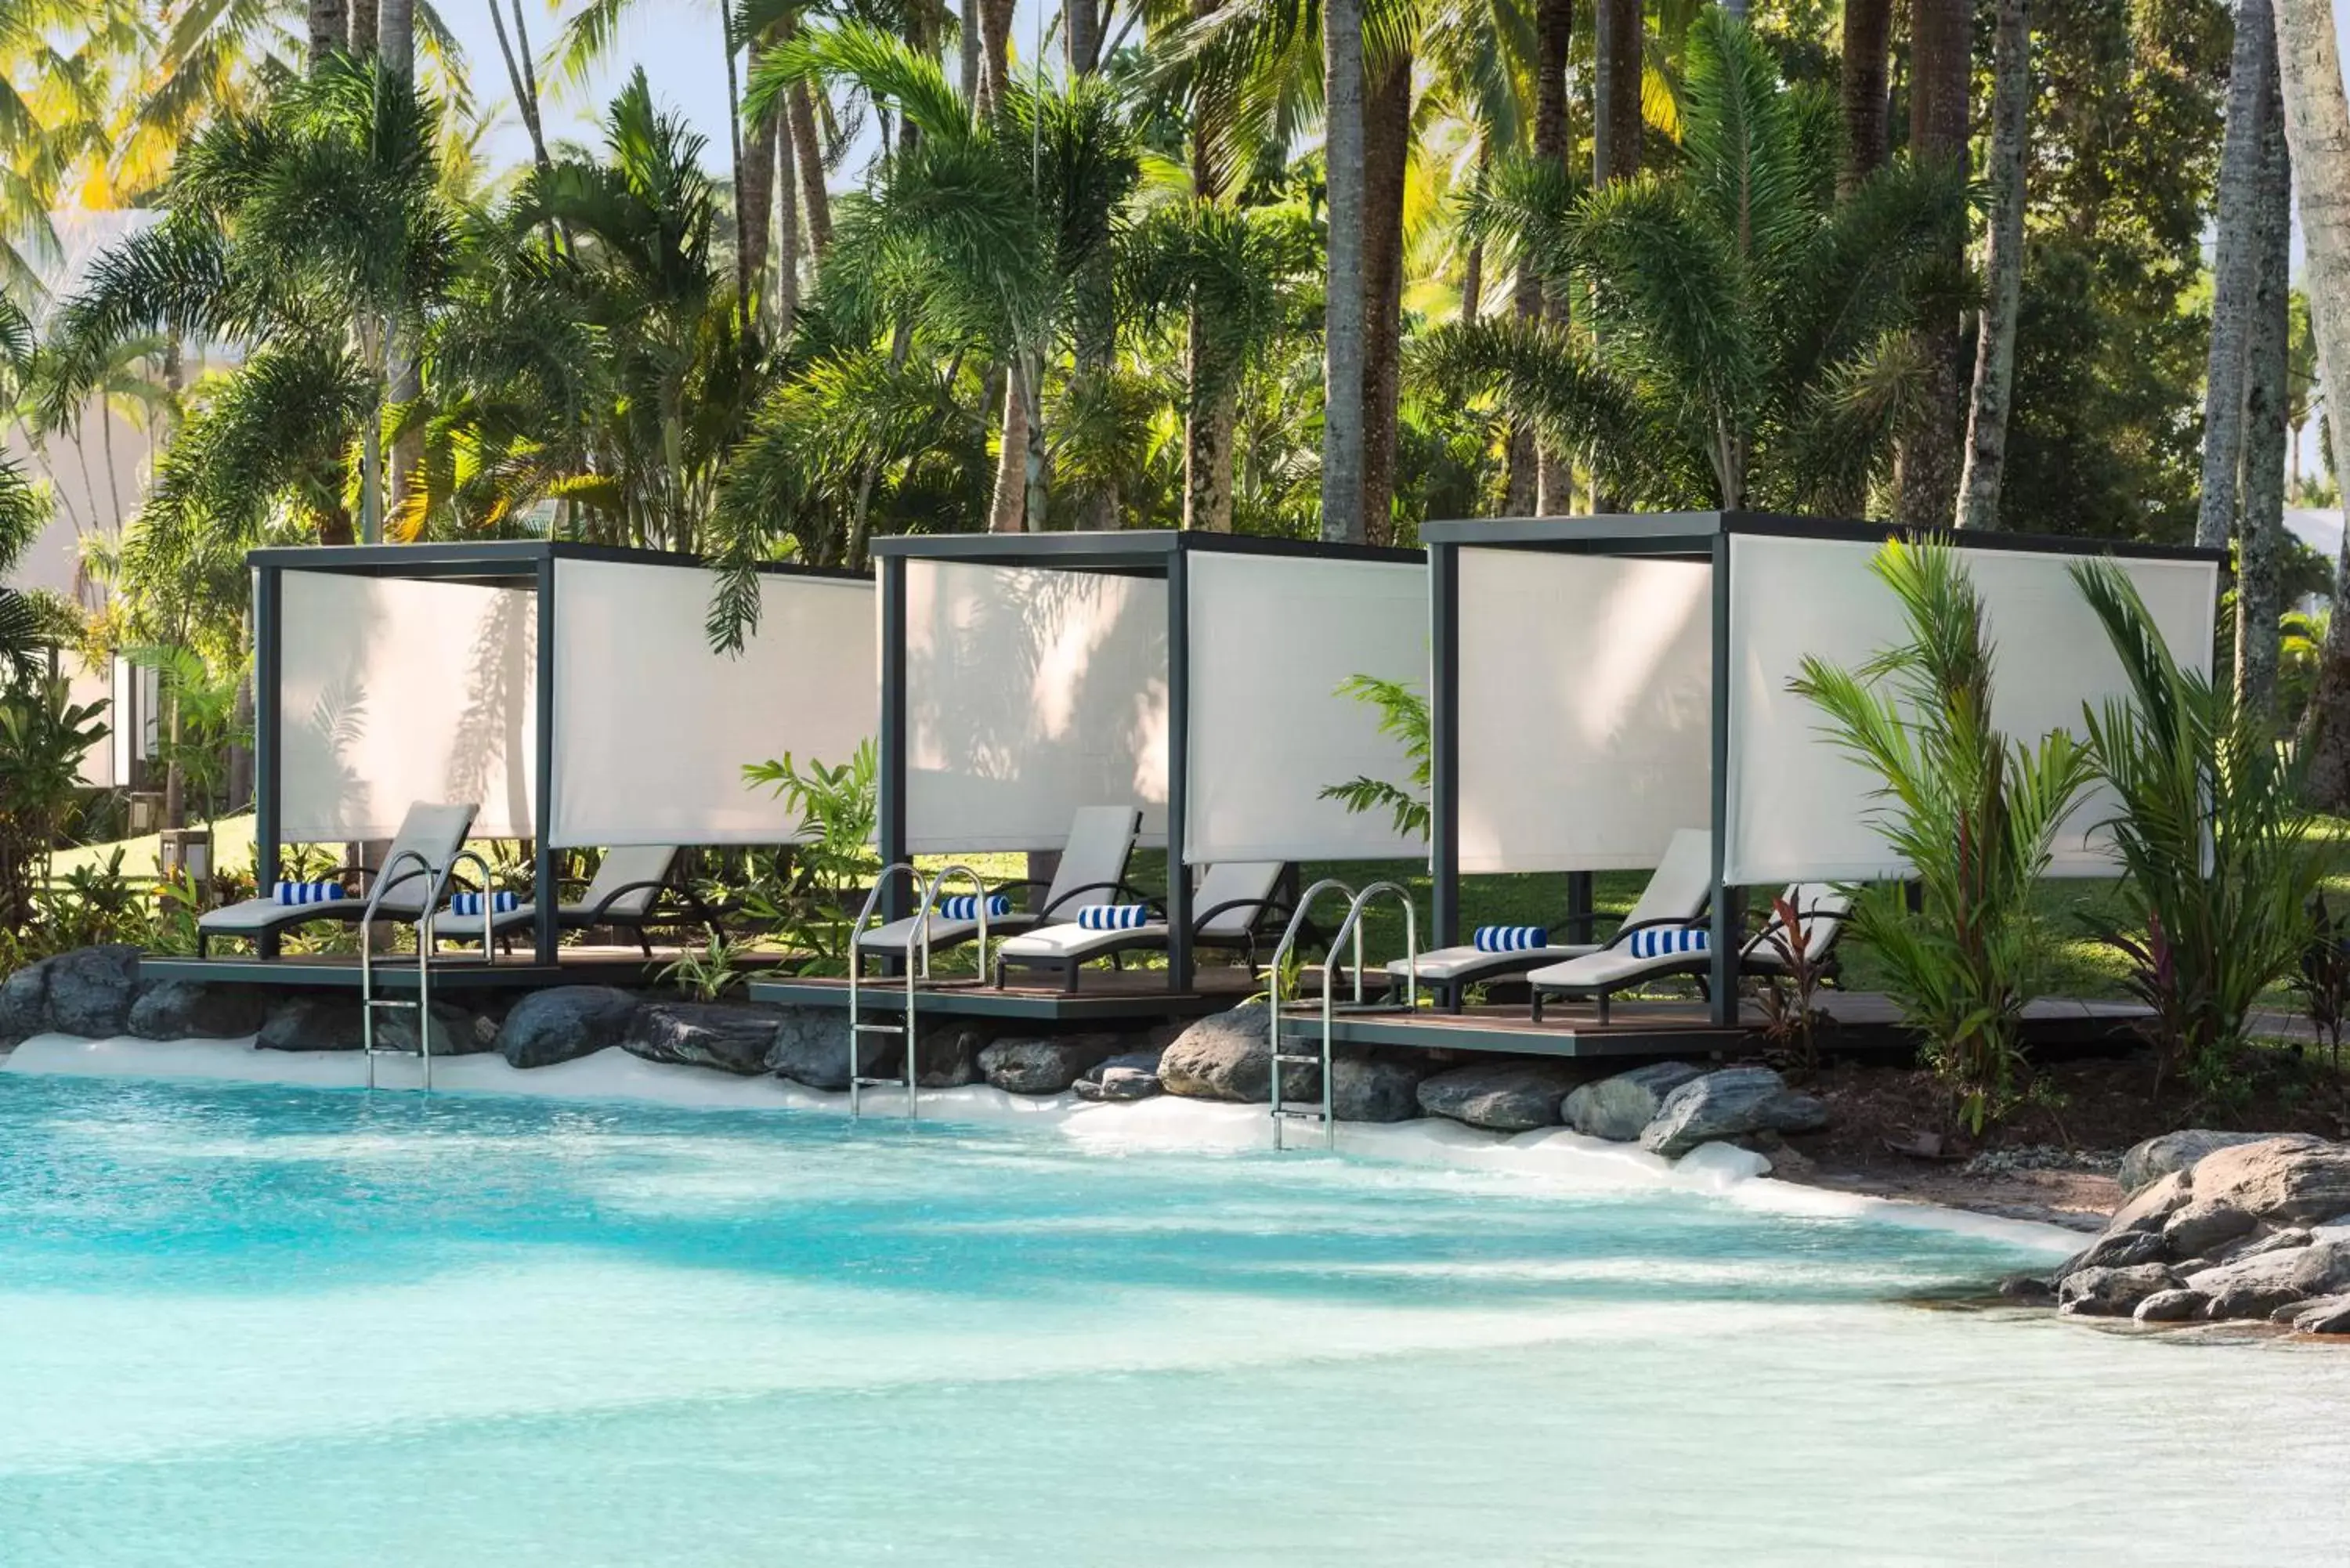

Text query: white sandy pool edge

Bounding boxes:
[2,1033,2079,1255]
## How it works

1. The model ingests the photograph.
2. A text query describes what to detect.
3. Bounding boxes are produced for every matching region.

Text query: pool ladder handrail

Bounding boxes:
[360,847,492,1092]
[1266,880,1419,1151]
[844,862,992,1119]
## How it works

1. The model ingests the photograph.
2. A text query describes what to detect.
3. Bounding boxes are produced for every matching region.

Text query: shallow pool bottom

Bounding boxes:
[2,1067,2345,1567]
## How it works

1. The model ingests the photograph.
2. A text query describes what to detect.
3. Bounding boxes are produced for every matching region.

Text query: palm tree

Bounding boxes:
[1954,0,2029,530]
[2272,0,2350,806]
[1119,199,1318,530]
[1899,0,1970,529]
[1423,10,1966,513]
[2196,0,2278,552]
[753,21,1141,532]
[1319,0,1367,542]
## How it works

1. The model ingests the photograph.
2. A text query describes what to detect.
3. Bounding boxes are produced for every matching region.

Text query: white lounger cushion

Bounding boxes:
[997,861,1284,963]
[857,804,1141,956]
[196,894,367,933]
[1388,827,1714,985]
[1528,883,1850,992]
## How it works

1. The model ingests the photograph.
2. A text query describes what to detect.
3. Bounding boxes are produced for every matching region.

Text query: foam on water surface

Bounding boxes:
[3,1044,2345,1566]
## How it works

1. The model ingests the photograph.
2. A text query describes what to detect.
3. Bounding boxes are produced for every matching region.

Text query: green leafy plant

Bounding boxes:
[2070,558,2323,1102]
[0,677,109,935]
[1791,541,2095,1136]
[2294,896,2350,1080]
[127,643,249,827]
[742,742,878,975]
[656,932,747,1002]
[1320,675,1431,840]
[33,849,154,952]
[1751,891,1835,1075]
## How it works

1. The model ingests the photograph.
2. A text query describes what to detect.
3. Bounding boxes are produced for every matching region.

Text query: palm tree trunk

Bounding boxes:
[1022,347,1049,529]
[1459,238,1481,325]
[1184,305,1238,530]
[2240,56,2293,719]
[1531,0,1571,513]
[1956,0,2028,532]
[979,0,1016,115]
[1897,0,1970,529]
[307,0,346,69]
[739,52,781,307]
[2274,0,2350,803]
[350,0,377,55]
[380,0,414,74]
[1503,253,1540,511]
[1838,0,1893,193]
[722,22,750,323]
[378,0,419,538]
[490,0,554,176]
[961,0,982,99]
[2198,0,2278,551]
[1319,0,1368,544]
[1593,0,1642,183]
[776,102,801,334]
[990,359,1028,531]
[1360,54,1410,544]
[1066,0,1100,75]
[791,87,833,259]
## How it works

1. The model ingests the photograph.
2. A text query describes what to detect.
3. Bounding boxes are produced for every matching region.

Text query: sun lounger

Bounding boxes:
[1527,882,1850,1023]
[1386,827,1715,1010]
[992,860,1289,991]
[197,802,479,957]
[429,844,703,956]
[853,804,1145,972]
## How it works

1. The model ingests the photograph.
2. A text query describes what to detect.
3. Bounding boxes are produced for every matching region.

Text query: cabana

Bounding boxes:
[862,529,1428,998]
[1423,512,2224,1027]
[168,540,873,979]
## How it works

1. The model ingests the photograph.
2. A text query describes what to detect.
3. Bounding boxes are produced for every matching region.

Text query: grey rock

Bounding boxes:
[496,987,640,1068]
[2186,1240,2350,1304]
[2161,1200,2258,1259]
[1159,1002,1281,1103]
[624,1002,780,1075]
[2187,1138,2350,1228]
[2057,1263,2178,1317]
[1075,1064,1163,1103]
[2132,1288,2209,1324]
[2106,1169,2194,1236]
[126,980,267,1041]
[0,958,51,1043]
[1073,1048,1166,1103]
[768,1007,888,1091]
[1417,1061,1581,1133]
[1329,1054,1429,1123]
[378,1000,496,1058]
[1562,1062,1705,1142]
[978,1034,1121,1095]
[2053,1228,2171,1285]
[1997,1273,2055,1302]
[913,1021,989,1089]
[2204,1281,2309,1322]
[1639,1066,1830,1158]
[43,945,143,1037]
[2117,1129,2281,1194]
[257,995,368,1052]
[2286,1295,2350,1334]
[2232,1227,2317,1260]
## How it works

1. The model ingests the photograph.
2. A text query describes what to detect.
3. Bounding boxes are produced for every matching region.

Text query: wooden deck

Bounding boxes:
[138,943,779,992]
[749,964,1264,1024]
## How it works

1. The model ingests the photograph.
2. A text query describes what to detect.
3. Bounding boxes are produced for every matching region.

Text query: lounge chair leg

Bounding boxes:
[1531,990,1545,1024]
[1598,991,1611,1026]
[1448,984,1462,1016]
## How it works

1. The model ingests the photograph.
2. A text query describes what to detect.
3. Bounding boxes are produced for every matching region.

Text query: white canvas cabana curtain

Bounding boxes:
[1723,533,2221,883]
[277,570,538,840]
[903,559,1170,852]
[1455,549,1714,873]
[550,559,874,847]
[1183,553,1428,864]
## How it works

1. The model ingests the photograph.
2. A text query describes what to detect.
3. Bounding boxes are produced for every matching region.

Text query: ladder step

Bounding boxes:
[1272,1053,1324,1064]
[1272,1107,1329,1121]
[367,999,421,1011]
[852,1022,906,1035]
[851,1075,910,1089]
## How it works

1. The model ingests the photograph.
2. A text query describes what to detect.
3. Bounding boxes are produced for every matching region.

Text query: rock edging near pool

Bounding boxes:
[2010,1132,2350,1336]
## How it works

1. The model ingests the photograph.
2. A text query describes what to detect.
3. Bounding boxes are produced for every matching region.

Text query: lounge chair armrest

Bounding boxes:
[577,879,678,923]
[1191,896,1287,933]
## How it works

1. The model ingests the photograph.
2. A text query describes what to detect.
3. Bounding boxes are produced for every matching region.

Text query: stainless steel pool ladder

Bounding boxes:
[1264,880,1419,1150]
[843,862,992,1120]
[360,847,496,1093]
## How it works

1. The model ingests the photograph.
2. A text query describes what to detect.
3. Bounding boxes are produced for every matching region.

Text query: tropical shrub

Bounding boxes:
[1791,541,2094,1135]
[0,678,110,934]
[742,742,878,974]
[2070,559,2322,1101]
[2294,895,2350,1078]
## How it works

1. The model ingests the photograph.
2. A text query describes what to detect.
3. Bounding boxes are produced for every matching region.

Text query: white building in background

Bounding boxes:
[3,209,167,787]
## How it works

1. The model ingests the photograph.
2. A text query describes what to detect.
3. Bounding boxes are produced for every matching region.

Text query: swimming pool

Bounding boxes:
[2,1068,2345,1566]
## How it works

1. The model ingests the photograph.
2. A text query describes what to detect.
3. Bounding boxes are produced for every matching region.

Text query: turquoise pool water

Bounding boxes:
[2,1071,2346,1566]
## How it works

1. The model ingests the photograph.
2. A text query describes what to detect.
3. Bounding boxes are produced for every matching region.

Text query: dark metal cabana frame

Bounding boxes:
[1423,511,2226,1027]
[244,540,866,968]
[868,529,1421,995]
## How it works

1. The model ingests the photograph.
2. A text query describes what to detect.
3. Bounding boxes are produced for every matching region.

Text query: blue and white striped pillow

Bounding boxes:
[1473,925,1549,952]
[936,893,1011,921]
[450,891,520,917]
[1625,926,1708,959]
[1076,903,1154,931]
[273,880,346,906]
